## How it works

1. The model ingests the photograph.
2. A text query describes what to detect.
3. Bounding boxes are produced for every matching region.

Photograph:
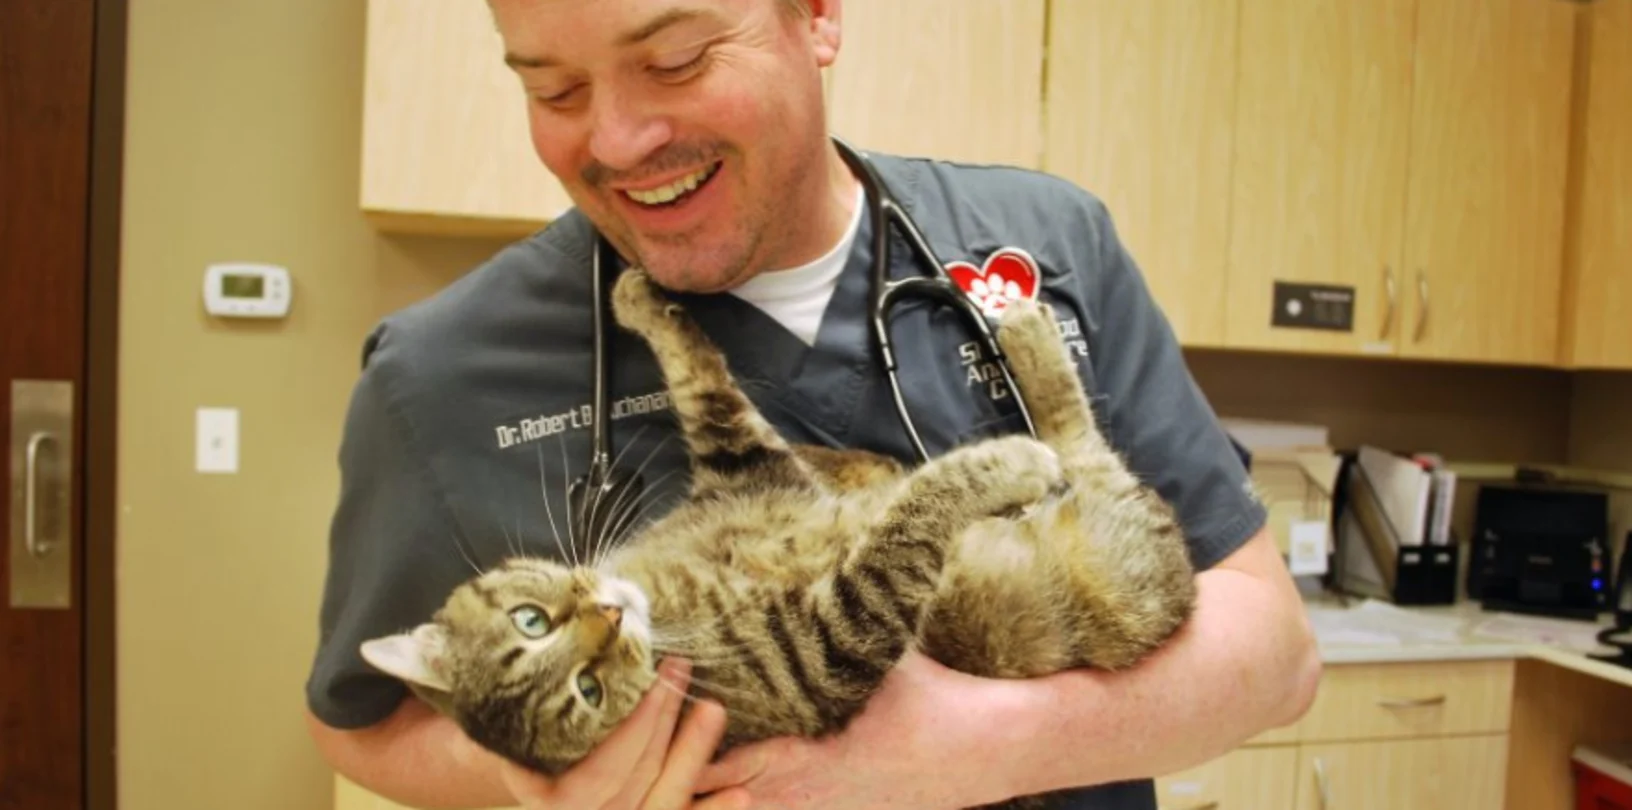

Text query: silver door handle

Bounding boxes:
[1314,756,1331,810]
[1381,265,1396,339]
[25,431,58,558]
[1377,694,1446,709]
[1414,269,1429,341]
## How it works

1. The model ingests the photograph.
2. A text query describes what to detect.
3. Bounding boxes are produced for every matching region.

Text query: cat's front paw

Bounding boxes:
[976,435,1066,517]
[611,267,681,337]
[995,296,1059,357]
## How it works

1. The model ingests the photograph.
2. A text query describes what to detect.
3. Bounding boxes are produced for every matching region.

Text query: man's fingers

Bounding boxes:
[557,658,690,807]
[641,698,733,808]
[690,724,772,796]
[611,659,693,805]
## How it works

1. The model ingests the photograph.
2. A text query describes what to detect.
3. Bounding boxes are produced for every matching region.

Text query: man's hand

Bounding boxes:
[693,650,1024,810]
[468,658,754,810]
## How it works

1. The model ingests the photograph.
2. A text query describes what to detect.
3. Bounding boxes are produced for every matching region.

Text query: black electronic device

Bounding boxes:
[1590,533,1632,669]
[1467,485,1611,621]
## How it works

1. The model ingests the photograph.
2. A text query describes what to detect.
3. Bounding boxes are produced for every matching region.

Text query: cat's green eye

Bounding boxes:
[575,670,603,708]
[508,605,551,639]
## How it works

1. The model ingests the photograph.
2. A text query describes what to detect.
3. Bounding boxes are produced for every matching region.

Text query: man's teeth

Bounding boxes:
[624,165,715,206]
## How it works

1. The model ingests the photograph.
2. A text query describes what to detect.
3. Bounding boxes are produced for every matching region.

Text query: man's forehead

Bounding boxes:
[495,2,737,70]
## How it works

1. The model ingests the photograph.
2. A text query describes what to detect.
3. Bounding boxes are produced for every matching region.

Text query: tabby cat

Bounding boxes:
[361,267,1201,807]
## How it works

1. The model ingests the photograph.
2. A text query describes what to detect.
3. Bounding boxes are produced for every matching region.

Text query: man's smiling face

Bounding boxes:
[488,0,845,293]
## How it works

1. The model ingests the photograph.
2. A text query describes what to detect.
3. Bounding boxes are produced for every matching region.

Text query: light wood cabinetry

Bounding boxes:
[1560,0,1632,370]
[1224,0,1415,356]
[359,0,569,236]
[354,0,1629,371]
[1293,736,1509,810]
[1042,1,1239,348]
[1159,659,1513,810]
[1155,746,1298,810]
[825,0,1045,171]
[1225,0,1576,366]
[1397,0,1576,366]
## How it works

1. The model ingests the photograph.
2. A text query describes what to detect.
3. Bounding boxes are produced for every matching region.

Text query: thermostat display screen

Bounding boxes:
[221,274,265,299]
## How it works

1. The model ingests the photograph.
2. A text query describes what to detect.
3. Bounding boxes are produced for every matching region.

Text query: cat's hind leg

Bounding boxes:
[611,267,815,496]
[793,435,1065,720]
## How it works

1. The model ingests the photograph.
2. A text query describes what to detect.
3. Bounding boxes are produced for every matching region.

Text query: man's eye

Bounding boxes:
[534,84,585,107]
[651,48,707,79]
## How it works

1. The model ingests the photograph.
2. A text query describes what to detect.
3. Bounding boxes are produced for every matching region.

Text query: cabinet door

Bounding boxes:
[360,0,572,236]
[1041,2,1239,347]
[1155,746,1298,810]
[826,0,1046,170]
[1224,0,1416,356]
[1562,0,1632,370]
[1295,736,1508,810]
[1398,0,1575,365]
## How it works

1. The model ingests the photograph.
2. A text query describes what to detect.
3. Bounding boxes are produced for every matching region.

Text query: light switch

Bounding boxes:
[197,407,238,473]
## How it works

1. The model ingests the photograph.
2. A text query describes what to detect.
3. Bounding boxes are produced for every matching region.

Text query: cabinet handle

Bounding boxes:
[1376,694,1446,709]
[1380,265,1396,339]
[1313,756,1331,810]
[1413,269,1429,341]
[25,431,58,558]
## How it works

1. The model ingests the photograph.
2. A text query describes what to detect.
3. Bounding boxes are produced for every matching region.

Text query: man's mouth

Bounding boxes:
[621,162,721,208]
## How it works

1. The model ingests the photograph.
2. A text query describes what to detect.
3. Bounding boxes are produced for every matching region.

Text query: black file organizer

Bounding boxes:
[1329,453,1459,606]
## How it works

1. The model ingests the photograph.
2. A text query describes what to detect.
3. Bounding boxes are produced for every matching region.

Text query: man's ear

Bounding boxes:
[805,0,841,68]
[360,624,451,693]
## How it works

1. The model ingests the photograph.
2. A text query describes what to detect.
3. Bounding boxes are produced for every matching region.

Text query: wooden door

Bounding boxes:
[1224,0,1416,357]
[1041,1,1240,348]
[1155,746,1298,810]
[1398,0,1575,365]
[825,0,1047,169]
[1294,736,1509,810]
[1,0,121,808]
[1560,0,1632,370]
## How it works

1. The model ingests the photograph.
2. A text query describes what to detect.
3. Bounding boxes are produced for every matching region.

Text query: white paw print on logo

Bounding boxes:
[967,273,1026,319]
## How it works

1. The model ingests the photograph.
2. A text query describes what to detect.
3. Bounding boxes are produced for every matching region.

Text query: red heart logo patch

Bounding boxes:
[946,247,1041,319]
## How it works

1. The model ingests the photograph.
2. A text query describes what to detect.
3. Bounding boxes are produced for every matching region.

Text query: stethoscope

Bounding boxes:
[567,137,1038,544]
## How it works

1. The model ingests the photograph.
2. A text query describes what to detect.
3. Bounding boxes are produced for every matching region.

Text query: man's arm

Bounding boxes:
[988,525,1321,797]
[307,698,518,809]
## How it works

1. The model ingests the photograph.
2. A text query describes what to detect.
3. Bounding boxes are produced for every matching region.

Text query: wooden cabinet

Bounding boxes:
[1041,1,1240,348]
[1224,0,1416,356]
[359,0,569,237]
[1155,746,1298,810]
[1160,659,1514,810]
[1397,0,1576,366]
[1224,0,1576,365]
[1294,736,1509,810]
[1560,0,1632,370]
[825,0,1046,171]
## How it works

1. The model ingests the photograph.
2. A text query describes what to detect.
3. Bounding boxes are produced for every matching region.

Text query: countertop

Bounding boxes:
[1302,592,1632,689]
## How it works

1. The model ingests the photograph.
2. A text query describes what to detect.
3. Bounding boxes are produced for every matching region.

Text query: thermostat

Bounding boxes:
[203,262,291,318]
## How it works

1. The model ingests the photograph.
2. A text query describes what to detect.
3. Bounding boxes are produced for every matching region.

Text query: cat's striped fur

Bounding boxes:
[362,267,1201,807]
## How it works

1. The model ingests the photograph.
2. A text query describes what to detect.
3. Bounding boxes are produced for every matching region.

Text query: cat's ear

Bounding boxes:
[360,623,451,693]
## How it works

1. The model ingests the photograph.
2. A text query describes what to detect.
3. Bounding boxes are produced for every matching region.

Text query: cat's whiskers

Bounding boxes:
[535,442,573,566]
[587,424,657,564]
[592,471,685,567]
[447,529,484,577]
[557,433,582,567]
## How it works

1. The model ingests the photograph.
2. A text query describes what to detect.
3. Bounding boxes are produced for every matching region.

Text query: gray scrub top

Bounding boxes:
[306,150,1267,810]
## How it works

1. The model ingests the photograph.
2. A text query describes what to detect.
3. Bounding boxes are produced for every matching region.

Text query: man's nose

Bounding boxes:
[586,87,672,174]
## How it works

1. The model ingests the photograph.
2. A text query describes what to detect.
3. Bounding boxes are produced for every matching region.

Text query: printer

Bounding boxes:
[1467,485,1613,621]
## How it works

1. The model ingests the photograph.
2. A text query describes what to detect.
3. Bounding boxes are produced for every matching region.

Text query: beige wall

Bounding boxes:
[116,2,507,808]
[110,3,1632,810]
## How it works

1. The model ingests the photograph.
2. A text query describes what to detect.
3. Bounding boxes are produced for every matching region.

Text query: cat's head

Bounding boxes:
[359,558,657,773]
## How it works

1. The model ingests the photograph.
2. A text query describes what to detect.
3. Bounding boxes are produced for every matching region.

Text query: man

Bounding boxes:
[304,0,1322,808]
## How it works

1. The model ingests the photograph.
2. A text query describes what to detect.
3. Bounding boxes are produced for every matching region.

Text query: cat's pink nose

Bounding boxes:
[597,603,623,629]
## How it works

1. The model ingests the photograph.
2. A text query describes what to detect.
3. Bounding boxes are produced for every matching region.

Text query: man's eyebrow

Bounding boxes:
[503,8,717,70]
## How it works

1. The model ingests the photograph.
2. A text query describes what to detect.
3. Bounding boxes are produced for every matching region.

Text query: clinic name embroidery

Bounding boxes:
[959,315,1089,401]
[493,390,673,449]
